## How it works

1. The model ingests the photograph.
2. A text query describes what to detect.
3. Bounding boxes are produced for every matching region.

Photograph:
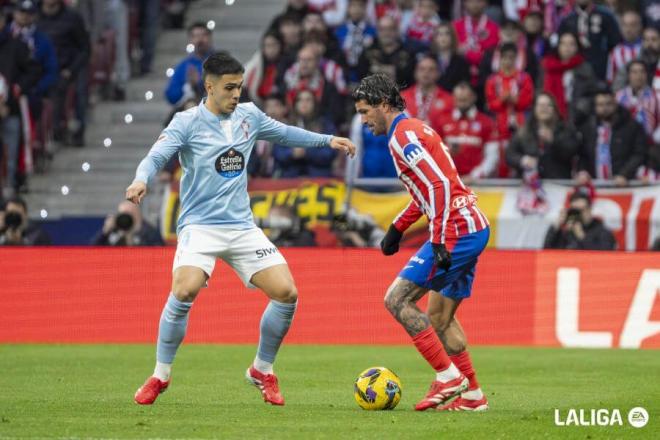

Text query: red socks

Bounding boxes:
[450,350,479,390]
[412,327,452,371]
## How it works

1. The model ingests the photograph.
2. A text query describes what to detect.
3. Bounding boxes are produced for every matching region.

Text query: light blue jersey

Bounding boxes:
[134,100,333,233]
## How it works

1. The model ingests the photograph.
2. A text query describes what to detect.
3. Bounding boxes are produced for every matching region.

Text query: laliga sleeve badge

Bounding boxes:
[216,147,245,178]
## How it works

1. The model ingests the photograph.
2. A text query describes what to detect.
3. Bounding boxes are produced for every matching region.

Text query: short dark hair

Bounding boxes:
[593,82,613,98]
[499,42,518,57]
[202,51,245,83]
[6,196,27,212]
[188,21,211,35]
[352,73,406,111]
[569,191,592,207]
[626,59,647,75]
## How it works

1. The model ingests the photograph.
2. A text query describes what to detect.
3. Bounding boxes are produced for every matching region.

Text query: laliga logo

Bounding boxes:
[554,407,648,428]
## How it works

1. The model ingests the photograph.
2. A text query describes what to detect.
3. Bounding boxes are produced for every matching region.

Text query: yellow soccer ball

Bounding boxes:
[353,367,402,410]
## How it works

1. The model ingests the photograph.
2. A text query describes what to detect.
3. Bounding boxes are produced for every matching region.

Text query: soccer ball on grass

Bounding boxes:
[353,366,402,410]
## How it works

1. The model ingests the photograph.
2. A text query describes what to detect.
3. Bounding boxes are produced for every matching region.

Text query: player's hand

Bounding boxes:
[330,136,356,158]
[126,181,147,205]
[380,224,403,256]
[432,243,452,271]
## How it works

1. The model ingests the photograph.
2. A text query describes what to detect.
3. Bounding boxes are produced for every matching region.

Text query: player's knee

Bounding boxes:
[171,279,202,303]
[274,283,298,304]
[383,289,400,315]
[429,311,451,332]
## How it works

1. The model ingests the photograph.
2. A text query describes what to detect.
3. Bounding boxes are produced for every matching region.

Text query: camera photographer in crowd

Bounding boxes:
[331,209,384,248]
[91,201,163,246]
[543,191,616,250]
[259,204,317,247]
[0,197,51,245]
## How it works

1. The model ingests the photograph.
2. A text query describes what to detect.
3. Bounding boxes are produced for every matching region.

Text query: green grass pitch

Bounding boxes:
[0,344,658,439]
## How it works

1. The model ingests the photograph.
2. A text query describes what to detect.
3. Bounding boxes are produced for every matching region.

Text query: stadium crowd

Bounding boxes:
[1,0,659,249]
[0,0,194,198]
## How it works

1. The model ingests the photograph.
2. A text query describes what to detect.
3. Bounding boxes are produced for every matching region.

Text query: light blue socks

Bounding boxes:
[156,293,193,364]
[256,300,297,366]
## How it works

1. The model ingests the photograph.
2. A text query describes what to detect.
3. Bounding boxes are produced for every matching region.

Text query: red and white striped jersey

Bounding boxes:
[606,41,641,84]
[388,114,489,245]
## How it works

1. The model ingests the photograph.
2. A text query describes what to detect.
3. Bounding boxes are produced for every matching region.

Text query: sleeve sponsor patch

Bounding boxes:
[402,143,424,166]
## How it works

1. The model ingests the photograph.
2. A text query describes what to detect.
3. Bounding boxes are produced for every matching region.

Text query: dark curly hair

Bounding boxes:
[352,73,406,111]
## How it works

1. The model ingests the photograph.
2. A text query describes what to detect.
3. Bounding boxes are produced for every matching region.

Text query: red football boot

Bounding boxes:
[134,376,170,405]
[438,395,489,411]
[245,366,285,406]
[414,375,468,411]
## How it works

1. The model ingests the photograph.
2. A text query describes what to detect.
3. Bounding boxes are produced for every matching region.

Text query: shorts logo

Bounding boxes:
[256,247,279,259]
[402,143,424,166]
[215,148,244,178]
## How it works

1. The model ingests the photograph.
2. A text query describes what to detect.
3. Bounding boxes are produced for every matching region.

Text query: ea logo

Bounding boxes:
[215,148,244,178]
[628,407,649,428]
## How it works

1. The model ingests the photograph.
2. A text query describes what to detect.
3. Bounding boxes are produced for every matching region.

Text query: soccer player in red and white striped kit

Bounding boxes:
[353,74,490,411]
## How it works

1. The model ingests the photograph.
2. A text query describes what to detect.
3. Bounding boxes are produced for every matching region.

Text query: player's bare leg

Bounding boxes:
[384,278,468,410]
[134,266,208,405]
[246,263,298,405]
[428,293,488,411]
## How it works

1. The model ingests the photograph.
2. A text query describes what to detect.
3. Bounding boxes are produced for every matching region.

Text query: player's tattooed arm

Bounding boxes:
[384,279,429,337]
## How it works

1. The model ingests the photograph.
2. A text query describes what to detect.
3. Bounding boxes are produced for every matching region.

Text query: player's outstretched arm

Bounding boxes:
[126,180,147,205]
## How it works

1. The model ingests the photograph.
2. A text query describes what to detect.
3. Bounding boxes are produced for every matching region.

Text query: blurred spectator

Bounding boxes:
[307,0,348,28]
[401,0,440,52]
[303,30,348,95]
[400,56,453,125]
[302,12,346,66]
[640,26,660,91]
[269,0,310,32]
[335,0,376,83]
[479,19,539,92]
[576,86,647,186]
[331,209,385,248]
[273,89,337,177]
[485,42,534,145]
[616,60,660,143]
[521,7,550,61]
[543,191,616,250]
[357,15,415,86]
[282,45,346,125]
[0,196,51,245]
[348,111,396,179]
[0,10,41,195]
[277,13,303,64]
[165,21,213,107]
[135,0,159,75]
[453,0,500,84]
[248,94,288,177]
[38,0,90,147]
[431,22,470,93]
[244,31,286,107]
[368,0,401,24]
[91,200,163,246]
[261,204,317,247]
[10,0,58,109]
[541,31,597,122]
[607,10,642,91]
[433,82,499,182]
[557,0,622,81]
[507,92,581,179]
[77,0,129,100]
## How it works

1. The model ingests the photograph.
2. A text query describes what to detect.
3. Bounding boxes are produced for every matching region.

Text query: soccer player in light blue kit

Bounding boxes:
[129,52,355,405]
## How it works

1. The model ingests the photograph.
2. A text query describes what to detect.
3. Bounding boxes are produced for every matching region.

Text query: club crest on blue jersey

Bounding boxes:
[402,143,424,166]
[215,147,244,178]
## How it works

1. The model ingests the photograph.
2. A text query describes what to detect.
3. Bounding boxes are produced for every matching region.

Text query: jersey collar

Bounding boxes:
[199,98,232,122]
[387,113,408,140]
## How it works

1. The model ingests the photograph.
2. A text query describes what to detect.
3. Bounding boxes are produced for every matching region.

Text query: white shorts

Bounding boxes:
[172,225,287,288]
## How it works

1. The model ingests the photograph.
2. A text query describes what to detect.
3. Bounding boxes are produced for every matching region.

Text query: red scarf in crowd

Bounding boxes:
[541,53,584,118]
